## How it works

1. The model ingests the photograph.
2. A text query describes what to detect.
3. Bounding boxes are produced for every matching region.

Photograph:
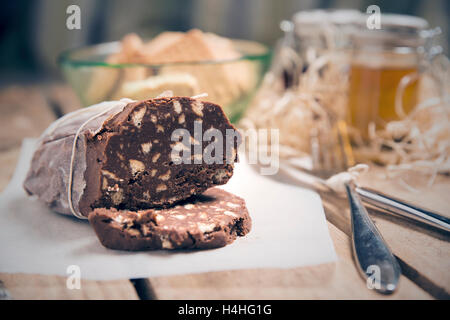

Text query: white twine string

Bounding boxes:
[191,93,208,99]
[63,100,133,219]
[65,93,208,219]
[324,164,369,194]
[67,106,120,219]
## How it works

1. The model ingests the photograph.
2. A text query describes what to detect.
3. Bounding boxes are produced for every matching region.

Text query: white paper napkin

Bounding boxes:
[0,139,336,280]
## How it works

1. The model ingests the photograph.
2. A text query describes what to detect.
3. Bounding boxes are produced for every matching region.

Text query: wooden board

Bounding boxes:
[0,85,447,299]
[45,83,82,115]
[0,274,138,300]
[317,167,450,299]
[0,86,56,151]
[148,223,431,299]
[0,147,21,192]
[358,169,450,298]
[0,86,138,300]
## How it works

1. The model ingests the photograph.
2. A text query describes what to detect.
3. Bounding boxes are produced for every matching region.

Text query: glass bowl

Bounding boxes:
[58,39,271,122]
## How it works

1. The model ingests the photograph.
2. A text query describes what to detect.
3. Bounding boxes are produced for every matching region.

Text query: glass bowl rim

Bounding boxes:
[58,38,272,69]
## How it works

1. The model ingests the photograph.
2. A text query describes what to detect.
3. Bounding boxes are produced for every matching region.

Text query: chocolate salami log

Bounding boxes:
[89,188,251,250]
[23,97,240,217]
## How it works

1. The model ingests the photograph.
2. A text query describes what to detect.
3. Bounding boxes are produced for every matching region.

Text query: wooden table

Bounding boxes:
[0,85,448,300]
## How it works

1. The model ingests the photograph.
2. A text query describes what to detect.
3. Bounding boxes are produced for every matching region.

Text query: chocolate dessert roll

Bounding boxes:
[24,97,240,218]
[89,188,251,250]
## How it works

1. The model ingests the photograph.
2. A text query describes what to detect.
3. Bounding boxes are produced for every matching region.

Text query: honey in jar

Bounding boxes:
[348,56,420,139]
[346,14,429,141]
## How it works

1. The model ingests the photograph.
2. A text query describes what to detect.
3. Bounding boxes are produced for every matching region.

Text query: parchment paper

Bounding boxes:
[0,139,336,280]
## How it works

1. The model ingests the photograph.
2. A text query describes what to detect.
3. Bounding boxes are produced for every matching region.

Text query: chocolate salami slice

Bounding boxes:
[23,97,240,217]
[88,188,251,250]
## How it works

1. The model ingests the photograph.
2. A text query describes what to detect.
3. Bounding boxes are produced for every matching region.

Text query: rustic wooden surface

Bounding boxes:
[320,184,450,299]
[0,85,447,299]
[149,223,431,300]
[0,274,139,300]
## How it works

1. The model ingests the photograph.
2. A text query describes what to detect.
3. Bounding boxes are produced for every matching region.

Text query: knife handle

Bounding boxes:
[345,182,401,294]
[356,187,450,233]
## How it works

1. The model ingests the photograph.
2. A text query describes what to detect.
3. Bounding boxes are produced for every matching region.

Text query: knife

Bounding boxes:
[346,182,401,294]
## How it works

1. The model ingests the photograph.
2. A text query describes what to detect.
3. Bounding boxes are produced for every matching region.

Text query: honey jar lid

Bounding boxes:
[292,10,430,50]
[292,9,362,36]
[350,13,430,51]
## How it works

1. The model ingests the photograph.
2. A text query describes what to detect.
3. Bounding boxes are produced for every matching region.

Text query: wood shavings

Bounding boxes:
[353,94,450,178]
[240,47,349,174]
[156,90,174,98]
[191,93,209,99]
[350,54,450,187]
[242,40,449,190]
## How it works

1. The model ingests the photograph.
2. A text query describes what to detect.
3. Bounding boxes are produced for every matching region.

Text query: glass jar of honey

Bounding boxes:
[269,10,442,173]
[346,14,434,141]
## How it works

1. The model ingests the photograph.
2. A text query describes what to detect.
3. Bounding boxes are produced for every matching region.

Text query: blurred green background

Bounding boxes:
[0,0,448,85]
